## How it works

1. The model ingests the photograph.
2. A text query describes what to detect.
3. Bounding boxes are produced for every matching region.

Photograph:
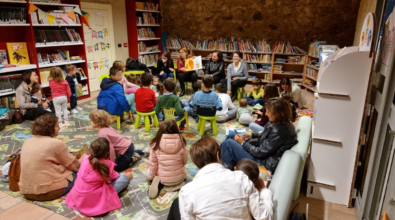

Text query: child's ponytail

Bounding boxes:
[89,138,111,179]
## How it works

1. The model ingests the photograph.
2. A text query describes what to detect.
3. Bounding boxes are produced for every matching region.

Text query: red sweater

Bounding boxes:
[135,87,157,112]
[49,80,71,98]
[255,107,269,127]
[177,57,193,74]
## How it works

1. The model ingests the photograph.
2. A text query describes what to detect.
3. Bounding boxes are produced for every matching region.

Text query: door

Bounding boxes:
[81,2,116,92]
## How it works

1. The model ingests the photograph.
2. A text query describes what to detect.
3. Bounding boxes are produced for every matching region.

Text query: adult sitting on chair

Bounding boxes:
[220,97,298,173]
[177,47,198,97]
[156,52,175,82]
[220,51,249,101]
[205,50,225,84]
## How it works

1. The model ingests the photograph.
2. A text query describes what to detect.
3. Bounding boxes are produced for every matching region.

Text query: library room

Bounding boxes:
[0,0,393,220]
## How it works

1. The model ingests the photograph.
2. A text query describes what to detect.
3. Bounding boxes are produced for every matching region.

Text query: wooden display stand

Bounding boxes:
[0,0,90,100]
[306,13,376,206]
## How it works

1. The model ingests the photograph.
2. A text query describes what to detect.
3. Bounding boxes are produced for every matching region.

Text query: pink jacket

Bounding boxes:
[49,80,71,98]
[121,75,139,91]
[65,156,121,216]
[148,134,188,183]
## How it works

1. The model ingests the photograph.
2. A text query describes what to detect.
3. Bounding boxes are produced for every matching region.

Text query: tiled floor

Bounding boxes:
[0,88,358,220]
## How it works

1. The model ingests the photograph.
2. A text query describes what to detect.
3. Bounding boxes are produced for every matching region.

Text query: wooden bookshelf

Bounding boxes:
[0,0,91,100]
[303,55,320,93]
[126,0,161,69]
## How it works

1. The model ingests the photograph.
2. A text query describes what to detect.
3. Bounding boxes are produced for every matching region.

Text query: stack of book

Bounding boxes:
[31,8,80,25]
[272,41,307,54]
[0,74,22,94]
[308,41,326,57]
[138,54,158,66]
[34,29,82,43]
[291,78,303,84]
[138,28,156,38]
[37,50,71,64]
[275,58,287,63]
[0,6,27,24]
[135,1,159,11]
[273,65,283,73]
[244,54,271,63]
[137,13,157,25]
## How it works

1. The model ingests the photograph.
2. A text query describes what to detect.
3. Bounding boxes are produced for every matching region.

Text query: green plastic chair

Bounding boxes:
[134,111,159,132]
[197,114,218,136]
[237,87,245,99]
[124,70,145,77]
[99,74,109,82]
[162,107,189,132]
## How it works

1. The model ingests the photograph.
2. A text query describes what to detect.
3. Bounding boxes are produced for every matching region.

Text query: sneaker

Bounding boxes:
[179,126,187,132]
[75,106,83,111]
[143,146,150,156]
[64,119,70,125]
[132,152,141,163]
[149,176,161,199]
[71,109,78,114]
[61,110,70,115]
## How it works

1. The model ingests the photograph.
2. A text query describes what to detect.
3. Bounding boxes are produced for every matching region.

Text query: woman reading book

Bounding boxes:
[205,50,225,84]
[177,47,198,97]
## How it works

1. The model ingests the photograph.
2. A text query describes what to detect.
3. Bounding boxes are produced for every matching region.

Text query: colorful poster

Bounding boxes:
[99,61,104,69]
[98,31,103,39]
[104,59,110,67]
[185,56,202,71]
[103,28,109,36]
[100,42,106,51]
[92,30,97,39]
[6,42,30,64]
[94,43,99,51]
[359,13,375,52]
[87,46,93,53]
[87,62,92,69]
[93,62,98,70]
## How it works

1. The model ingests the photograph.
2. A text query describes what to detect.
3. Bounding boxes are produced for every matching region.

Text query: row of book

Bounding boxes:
[0,74,22,94]
[30,0,61,3]
[138,54,158,66]
[244,54,272,63]
[194,38,272,53]
[0,7,27,24]
[34,29,82,44]
[166,36,195,49]
[136,2,159,11]
[308,41,326,58]
[137,28,156,38]
[306,68,318,79]
[272,41,307,54]
[37,50,82,64]
[0,96,16,110]
[40,67,87,87]
[291,78,303,84]
[247,64,271,72]
[31,9,80,25]
[137,13,157,25]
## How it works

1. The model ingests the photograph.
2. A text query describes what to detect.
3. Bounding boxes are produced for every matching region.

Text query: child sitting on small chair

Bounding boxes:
[246,78,265,106]
[182,81,201,122]
[237,98,253,125]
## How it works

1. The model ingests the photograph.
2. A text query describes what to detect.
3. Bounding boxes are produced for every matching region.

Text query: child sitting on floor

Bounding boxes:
[147,119,188,199]
[154,78,187,130]
[282,93,297,122]
[215,83,237,123]
[182,81,201,122]
[135,73,157,114]
[97,67,131,118]
[237,98,253,125]
[89,110,141,172]
[235,158,273,218]
[65,138,134,217]
[246,78,265,106]
[190,75,223,120]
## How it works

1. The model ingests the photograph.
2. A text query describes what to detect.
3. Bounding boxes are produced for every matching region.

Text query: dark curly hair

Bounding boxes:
[32,114,58,136]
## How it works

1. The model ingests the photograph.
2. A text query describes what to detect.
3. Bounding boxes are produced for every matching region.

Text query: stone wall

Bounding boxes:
[161,0,361,49]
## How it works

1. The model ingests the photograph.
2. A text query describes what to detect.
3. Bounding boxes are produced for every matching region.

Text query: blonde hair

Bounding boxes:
[48,67,64,82]
[180,47,189,61]
[113,61,125,69]
[89,110,111,128]
[65,64,77,73]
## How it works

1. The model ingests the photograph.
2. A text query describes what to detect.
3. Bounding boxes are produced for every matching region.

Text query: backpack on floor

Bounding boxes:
[8,149,21,191]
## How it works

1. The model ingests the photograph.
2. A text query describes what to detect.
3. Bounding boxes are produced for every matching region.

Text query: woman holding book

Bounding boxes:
[221,51,249,101]
[205,50,225,84]
[156,52,175,82]
[177,47,198,97]
[220,98,298,173]
[279,77,307,108]
[16,70,53,121]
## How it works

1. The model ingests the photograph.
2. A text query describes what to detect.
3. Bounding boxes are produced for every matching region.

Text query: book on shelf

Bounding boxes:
[0,6,27,24]
[136,1,159,11]
[273,65,283,73]
[30,0,61,3]
[38,50,74,64]
[166,36,195,49]
[138,54,159,66]
[308,41,326,57]
[256,40,271,52]
[0,96,16,110]
[0,50,8,65]
[291,78,303,83]
[306,68,318,79]
[34,29,82,44]
[138,28,156,38]
[244,54,271,63]
[0,74,22,94]
[39,68,51,87]
[77,68,87,80]
[185,56,202,71]
[272,40,306,54]
[31,7,80,25]
[318,45,338,66]
[6,42,30,65]
[137,13,157,25]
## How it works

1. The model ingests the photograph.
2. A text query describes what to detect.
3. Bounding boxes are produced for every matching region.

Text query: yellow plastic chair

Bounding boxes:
[237,87,246,99]
[124,70,145,77]
[99,74,109,82]
[110,111,134,129]
[134,111,159,132]
[162,107,189,132]
[197,114,218,136]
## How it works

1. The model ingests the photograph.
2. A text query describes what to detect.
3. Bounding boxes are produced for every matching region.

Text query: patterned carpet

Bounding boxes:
[0,92,313,220]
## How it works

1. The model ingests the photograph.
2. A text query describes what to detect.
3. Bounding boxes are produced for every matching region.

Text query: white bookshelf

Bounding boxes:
[139,51,161,55]
[38,60,85,68]
[0,65,37,74]
[0,24,29,26]
[36,42,84,48]
[0,91,16,97]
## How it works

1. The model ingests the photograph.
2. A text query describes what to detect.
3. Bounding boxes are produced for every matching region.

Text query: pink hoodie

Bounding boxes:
[65,156,121,216]
[148,134,188,183]
[98,127,132,162]
[121,75,139,91]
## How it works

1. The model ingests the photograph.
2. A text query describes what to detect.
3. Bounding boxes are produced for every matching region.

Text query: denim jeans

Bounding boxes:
[110,173,131,193]
[159,72,174,82]
[245,97,265,106]
[249,122,265,133]
[220,133,254,170]
[62,172,78,196]
[70,94,78,109]
[115,143,135,172]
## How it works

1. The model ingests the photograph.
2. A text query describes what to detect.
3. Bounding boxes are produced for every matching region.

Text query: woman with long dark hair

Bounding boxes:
[205,50,225,84]
[279,77,306,108]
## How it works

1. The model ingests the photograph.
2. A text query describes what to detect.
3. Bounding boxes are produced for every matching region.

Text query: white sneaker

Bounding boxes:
[71,109,79,114]
[61,110,70,115]
[64,119,70,125]
[76,106,83,111]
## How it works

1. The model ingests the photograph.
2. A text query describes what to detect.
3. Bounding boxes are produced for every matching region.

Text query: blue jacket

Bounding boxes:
[97,78,131,116]
[190,89,223,116]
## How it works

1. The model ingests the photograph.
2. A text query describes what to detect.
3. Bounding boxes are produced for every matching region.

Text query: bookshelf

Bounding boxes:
[303,55,320,92]
[0,0,91,101]
[126,0,161,69]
